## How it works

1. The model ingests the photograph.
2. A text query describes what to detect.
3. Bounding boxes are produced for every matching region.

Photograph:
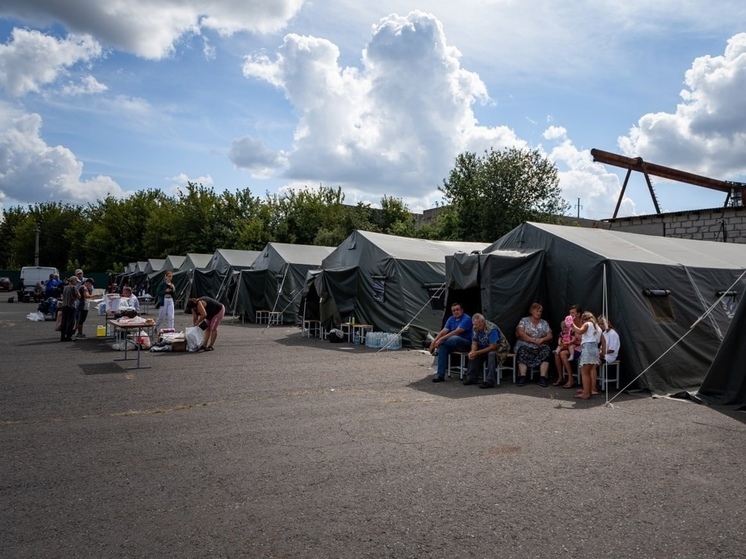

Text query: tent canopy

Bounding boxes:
[315,230,488,346]
[238,242,335,322]
[207,249,260,274]
[697,295,746,409]
[488,222,746,395]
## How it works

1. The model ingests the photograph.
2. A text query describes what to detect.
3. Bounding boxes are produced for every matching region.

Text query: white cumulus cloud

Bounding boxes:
[0,29,102,96]
[242,10,524,201]
[0,0,305,60]
[0,106,127,204]
[619,32,746,180]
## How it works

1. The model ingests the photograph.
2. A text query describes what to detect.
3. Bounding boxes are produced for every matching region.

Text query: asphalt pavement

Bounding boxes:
[1,301,744,559]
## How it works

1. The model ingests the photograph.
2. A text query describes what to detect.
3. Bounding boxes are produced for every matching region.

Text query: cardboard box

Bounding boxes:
[172,340,186,352]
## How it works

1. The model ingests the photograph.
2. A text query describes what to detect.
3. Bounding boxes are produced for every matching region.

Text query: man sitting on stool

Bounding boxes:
[429,301,472,383]
[463,313,501,389]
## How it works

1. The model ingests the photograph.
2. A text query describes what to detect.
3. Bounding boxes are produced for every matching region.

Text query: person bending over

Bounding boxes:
[186,296,226,351]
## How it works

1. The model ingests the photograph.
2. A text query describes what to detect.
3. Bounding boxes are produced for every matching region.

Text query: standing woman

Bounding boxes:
[155,271,175,330]
[571,311,604,399]
[186,296,226,351]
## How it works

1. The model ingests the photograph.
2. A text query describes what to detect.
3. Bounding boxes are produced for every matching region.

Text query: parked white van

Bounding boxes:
[19,266,59,302]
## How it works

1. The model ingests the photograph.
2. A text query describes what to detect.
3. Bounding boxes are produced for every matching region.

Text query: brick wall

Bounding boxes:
[604,206,746,243]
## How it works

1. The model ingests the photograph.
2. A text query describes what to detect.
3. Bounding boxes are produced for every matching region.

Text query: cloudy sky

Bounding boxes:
[1,1,745,220]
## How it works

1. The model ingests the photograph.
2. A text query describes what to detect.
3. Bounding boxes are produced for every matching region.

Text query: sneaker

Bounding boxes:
[568,355,574,362]
[462,378,477,386]
[432,377,445,383]
[479,382,496,389]
[516,375,528,386]
[538,376,548,387]
[75,333,87,339]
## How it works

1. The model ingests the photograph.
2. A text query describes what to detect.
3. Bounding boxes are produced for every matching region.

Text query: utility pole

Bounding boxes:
[34,225,40,266]
[575,198,583,219]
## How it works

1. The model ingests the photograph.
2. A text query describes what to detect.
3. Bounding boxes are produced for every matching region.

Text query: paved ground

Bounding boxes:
[1,302,744,559]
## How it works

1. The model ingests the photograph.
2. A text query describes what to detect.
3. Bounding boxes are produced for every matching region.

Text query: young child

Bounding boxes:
[571,311,604,399]
[555,320,576,359]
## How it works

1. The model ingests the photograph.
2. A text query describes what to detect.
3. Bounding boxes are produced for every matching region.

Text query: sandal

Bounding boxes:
[552,377,565,386]
[204,346,214,351]
[562,383,576,389]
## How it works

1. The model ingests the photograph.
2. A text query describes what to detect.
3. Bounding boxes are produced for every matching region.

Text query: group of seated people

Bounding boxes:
[429,301,620,398]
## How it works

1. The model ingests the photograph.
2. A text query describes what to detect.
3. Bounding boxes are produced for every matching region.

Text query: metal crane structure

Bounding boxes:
[591,148,746,218]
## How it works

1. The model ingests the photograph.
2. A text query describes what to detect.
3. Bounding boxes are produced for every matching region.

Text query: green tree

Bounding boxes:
[439,147,569,242]
[81,190,167,270]
[377,195,415,236]
[271,186,347,245]
[0,206,29,268]
[8,202,86,271]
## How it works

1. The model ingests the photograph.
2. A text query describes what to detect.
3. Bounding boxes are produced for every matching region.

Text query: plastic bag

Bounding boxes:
[55,310,63,331]
[185,326,204,352]
[112,339,137,351]
[135,329,151,350]
[26,311,45,322]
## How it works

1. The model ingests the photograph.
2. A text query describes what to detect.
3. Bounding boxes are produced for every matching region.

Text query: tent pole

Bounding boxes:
[602,263,609,406]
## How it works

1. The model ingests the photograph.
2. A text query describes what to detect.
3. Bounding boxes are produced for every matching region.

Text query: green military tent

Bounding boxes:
[309,230,488,347]
[488,222,746,395]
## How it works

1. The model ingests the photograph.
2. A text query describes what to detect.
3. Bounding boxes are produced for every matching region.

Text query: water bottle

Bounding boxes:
[354,332,361,345]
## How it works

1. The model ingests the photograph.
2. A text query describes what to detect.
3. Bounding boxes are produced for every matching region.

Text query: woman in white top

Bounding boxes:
[570,311,605,400]
[598,315,620,363]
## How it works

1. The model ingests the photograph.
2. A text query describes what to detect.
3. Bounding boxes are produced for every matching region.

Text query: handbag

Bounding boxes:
[54,310,63,331]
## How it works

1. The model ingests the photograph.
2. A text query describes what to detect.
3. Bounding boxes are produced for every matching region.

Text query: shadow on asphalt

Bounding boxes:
[407,374,650,407]
[79,362,127,375]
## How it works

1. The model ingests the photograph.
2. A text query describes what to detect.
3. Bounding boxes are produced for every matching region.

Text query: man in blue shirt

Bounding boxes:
[463,313,501,388]
[429,302,472,382]
[44,274,62,298]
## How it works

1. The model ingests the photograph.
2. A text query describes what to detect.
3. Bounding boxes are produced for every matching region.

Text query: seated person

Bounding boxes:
[598,315,620,363]
[463,313,501,389]
[555,305,583,388]
[429,302,473,383]
[115,285,141,317]
[44,274,62,298]
[32,282,45,303]
[555,320,576,359]
[514,302,554,386]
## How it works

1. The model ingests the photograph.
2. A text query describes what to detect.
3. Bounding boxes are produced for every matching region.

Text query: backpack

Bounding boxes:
[495,326,511,365]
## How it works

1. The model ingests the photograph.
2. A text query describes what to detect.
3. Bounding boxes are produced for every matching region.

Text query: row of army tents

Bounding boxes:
[117,222,746,408]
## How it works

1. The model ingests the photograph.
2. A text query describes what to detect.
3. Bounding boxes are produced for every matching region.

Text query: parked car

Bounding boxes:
[0,277,13,291]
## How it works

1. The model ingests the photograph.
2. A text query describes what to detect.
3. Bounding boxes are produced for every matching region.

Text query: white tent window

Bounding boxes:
[643,288,675,322]
[372,277,386,303]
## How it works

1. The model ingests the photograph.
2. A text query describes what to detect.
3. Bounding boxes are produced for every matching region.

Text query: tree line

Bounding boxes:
[0,148,569,273]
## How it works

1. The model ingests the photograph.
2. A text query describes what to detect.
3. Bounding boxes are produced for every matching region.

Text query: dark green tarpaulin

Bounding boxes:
[489,222,746,396]
[313,231,488,347]
[697,295,746,409]
[445,249,545,346]
[237,243,334,323]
